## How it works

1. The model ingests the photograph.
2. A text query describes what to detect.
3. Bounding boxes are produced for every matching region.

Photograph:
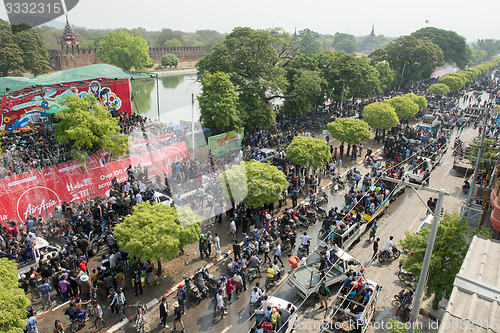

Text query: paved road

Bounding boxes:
[110,121,478,333]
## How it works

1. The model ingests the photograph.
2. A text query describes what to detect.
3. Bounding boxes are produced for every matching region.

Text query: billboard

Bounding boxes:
[208,128,244,156]
[0,78,131,134]
[0,142,188,226]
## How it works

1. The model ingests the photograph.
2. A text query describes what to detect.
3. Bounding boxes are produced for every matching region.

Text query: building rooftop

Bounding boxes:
[58,15,81,47]
[438,236,500,332]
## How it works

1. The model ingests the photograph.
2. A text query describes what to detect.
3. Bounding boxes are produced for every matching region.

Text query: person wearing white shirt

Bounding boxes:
[299,233,311,254]
[385,236,394,251]
[273,243,283,265]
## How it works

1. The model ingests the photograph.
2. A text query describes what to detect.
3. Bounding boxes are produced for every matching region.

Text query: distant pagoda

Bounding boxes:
[58,15,81,51]
[369,24,376,37]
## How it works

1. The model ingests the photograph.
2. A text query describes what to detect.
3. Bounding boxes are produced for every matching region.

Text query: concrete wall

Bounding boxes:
[49,46,205,71]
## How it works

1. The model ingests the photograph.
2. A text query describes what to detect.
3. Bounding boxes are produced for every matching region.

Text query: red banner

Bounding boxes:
[0,142,188,226]
[0,79,131,134]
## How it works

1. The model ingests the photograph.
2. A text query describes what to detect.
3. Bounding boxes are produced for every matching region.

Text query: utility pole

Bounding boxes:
[191,93,195,152]
[156,74,160,120]
[408,189,446,333]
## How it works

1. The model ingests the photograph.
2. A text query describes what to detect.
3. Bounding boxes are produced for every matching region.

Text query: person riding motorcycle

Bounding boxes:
[383,236,396,254]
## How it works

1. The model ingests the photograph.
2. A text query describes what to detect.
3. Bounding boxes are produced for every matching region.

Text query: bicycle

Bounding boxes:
[69,313,88,333]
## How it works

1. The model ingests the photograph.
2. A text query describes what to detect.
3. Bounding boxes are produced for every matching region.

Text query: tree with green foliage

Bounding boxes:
[11,24,51,76]
[327,118,371,145]
[319,51,380,102]
[0,19,24,76]
[472,39,500,59]
[332,33,358,54]
[298,28,322,54]
[161,54,179,68]
[0,258,31,333]
[411,27,471,68]
[400,212,489,307]
[163,38,183,48]
[429,83,450,95]
[285,136,332,169]
[219,160,288,209]
[114,202,201,275]
[281,68,325,115]
[98,30,153,71]
[197,27,292,129]
[370,35,444,84]
[375,61,396,92]
[403,93,428,110]
[385,96,419,119]
[438,74,465,92]
[363,102,399,130]
[54,95,129,164]
[198,72,242,135]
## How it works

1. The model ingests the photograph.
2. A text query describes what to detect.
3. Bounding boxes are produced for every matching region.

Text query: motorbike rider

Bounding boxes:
[266,264,276,281]
[249,254,263,278]
[299,232,311,254]
[384,236,396,254]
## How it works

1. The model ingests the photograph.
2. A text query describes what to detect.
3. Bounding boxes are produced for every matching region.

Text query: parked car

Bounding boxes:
[153,191,174,206]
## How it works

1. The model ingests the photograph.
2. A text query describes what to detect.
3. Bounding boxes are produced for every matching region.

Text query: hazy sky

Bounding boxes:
[0,0,498,42]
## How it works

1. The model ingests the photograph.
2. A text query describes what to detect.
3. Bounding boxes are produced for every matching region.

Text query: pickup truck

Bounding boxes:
[321,278,381,333]
[407,156,434,184]
[288,248,363,299]
[17,237,61,276]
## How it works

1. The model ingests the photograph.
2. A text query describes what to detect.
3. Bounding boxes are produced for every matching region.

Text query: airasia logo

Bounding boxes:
[17,187,61,222]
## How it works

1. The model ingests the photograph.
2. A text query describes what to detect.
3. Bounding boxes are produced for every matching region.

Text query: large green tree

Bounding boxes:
[332,33,358,54]
[54,95,129,163]
[198,71,242,135]
[375,61,396,92]
[0,19,24,76]
[285,136,332,169]
[12,24,51,76]
[385,96,419,119]
[281,68,325,115]
[362,102,399,130]
[472,39,500,59]
[0,258,31,333]
[327,118,371,145]
[197,27,291,129]
[297,28,322,54]
[114,202,201,275]
[400,213,488,307]
[98,30,153,71]
[219,160,288,209]
[403,93,428,110]
[438,74,465,92]
[370,35,444,83]
[428,83,450,95]
[411,27,471,68]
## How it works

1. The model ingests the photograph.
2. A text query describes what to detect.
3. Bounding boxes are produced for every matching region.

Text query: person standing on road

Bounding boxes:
[214,233,220,254]
[199,234,209,259]
[299,232,311,254]
[263,240,271,263]
[172,301,185,331]
[132,267,143,296]
[116,288,126,321]
[215,290,226,320]
[318,282,330,309]
[53,320,65,333]
[38,278,52,311]
[233,241,241,261]
[372,238,380,259]
[206,231,213,257]
[93,301,106,331]
[177,285,187,315]
[26,313,38,333]
[230,220,237,241]
[159,296,169,328]
[369,222,377,242]
[274,242,284,265]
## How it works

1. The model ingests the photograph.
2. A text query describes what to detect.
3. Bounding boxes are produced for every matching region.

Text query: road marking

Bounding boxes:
[221,325,232,333]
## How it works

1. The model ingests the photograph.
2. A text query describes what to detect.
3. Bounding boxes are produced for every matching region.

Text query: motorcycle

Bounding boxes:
[247,266,261,283]
[297,241,310,258]
[330,175,345,194]
[462,180,470,194]
[397,262,417,286]
[201,267,218,288]
[184,277,203,303]
[378,246,401,263]
[265,275,279,291]
[193,269,210,298]
[394,288,414,322]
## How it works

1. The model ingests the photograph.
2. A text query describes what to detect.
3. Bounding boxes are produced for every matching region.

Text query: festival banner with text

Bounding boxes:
[208,128,244,156]
[0,142,188,226]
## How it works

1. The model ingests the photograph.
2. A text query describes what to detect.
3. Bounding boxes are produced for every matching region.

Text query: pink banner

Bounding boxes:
[0,142,188,226]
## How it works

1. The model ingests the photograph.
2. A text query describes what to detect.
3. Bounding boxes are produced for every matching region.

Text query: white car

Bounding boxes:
[153,191,174,206]
[18,237,61,276]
